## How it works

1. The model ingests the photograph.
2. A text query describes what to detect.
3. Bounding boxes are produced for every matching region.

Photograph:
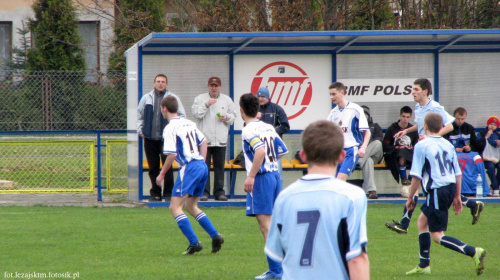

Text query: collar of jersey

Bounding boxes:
[301,174,335,181]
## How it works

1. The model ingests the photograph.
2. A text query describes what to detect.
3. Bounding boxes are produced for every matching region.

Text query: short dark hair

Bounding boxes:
[239,93,259,118]
[302,120,344,166]
[414,78,432,96]
[160,96,178,113]
[454,107,467,116]
[154,74,168,83]
[328,82,346,92]
[400,106,413,115]
[424,112,442,133]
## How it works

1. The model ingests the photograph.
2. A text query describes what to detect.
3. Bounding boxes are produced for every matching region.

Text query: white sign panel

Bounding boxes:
[234,55,332,130]
[341,79,433,102]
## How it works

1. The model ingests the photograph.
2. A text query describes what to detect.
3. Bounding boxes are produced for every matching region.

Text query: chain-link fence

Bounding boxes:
[0,70,126,131]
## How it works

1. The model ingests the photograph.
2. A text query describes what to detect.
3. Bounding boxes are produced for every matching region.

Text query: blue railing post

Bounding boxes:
[96,130,103,201]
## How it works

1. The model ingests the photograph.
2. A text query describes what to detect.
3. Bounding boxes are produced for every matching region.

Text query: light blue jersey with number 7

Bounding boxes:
[265,174,368,280]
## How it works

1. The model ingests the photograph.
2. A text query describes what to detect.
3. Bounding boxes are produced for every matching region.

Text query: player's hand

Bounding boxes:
[406,197,415,211]
[357,147,366,158]
[394,130,405,139]
[244,176,255,193]
[453,197,463,215]
[156,174,164,187]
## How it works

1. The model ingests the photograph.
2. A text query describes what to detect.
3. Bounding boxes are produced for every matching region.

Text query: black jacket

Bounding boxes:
[259,102,290,138]
[383,121,419,183]
[444,121,478,152]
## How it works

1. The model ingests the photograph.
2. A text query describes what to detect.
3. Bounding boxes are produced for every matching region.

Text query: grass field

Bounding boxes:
[1,203,499,279]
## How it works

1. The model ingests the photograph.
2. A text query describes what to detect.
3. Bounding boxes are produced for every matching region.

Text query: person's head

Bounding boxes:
[413,78,432,104]
[487,116,500,131]
[160,96,178,119]
[453,107,468,126]
[399,106,413,126]
[424,112,443,134]
[328,82,346,105]
[239,93,259,120]
[301,120,344,167]
[207,77,222,97]
[257,87,270,106]
[361,105,372,123]
[154,74,168,92]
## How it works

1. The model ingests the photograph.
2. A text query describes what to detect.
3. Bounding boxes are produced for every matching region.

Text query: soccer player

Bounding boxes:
[155,96,224,255]
[404,112,485,276]
[239,93,288,280]
[327,82,371,181]
[385,79,484,233]
[265,120,369,280]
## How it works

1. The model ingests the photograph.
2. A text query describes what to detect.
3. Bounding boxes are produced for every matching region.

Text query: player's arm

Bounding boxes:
[244,147,265,193]
[358,129,371,158]
[453,175,463,215]
[198,139,208,161]
[347,251,370,280]
[156,153,176,186]
[394,124,417,138]
[438,123,453,137]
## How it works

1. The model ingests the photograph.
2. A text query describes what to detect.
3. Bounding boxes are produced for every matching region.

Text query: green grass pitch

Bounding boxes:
[1,204,499,279]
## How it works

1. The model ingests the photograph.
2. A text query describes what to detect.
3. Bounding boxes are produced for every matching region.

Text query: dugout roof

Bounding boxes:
[136,30,500,55]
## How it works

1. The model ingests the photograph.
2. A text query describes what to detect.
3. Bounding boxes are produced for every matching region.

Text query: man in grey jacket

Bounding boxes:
[192,77,237,201]
[137,74,186,202]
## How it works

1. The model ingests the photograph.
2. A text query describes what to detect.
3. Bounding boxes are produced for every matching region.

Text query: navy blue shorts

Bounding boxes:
[172,160,208,198]
[420,184,456,232]
[246,171,281,216]
[336,147,359,176]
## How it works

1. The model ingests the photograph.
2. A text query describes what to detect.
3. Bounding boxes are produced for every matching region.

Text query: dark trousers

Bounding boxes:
[484,160,500,191]
[144,138,174,198]
[204,146,226,198]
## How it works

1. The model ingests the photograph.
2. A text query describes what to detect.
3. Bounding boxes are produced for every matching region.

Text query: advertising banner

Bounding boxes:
[341,79,434,103]
[233,55,332,130]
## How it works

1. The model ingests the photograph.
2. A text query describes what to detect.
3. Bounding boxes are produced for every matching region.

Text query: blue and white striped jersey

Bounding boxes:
[162,117,205,167]
[414,100,454,135]
[326,102,369,149]
[265,174,368,280]
[241,120,288,175]
[410,136,462,192]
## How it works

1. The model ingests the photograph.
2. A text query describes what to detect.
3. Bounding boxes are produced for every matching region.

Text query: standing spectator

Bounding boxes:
[383,106,418,185]
[256,86,290,187]
[357,105,383,199]
[156,96,224,255]
[240,93,288,280]
[192,77,237,201]
[477,116,500,197]
[404,113,485,276]
[137,74,186,202]
[265,120,369,280]
[444,107,478,153]
[326,82,371,181]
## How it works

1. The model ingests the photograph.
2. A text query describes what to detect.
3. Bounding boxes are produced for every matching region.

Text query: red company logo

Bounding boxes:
[251,61,312,120]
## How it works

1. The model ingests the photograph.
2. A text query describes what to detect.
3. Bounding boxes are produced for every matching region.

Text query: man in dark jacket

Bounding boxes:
[383,106,419,185]
[444,107,478,153]
[256,87,290,138]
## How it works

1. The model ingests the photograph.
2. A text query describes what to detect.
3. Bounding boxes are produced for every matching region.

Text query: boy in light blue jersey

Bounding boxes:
[404,112,485,276]
[326,82,371,181]
[240,93,288,280]
[385,79,484,234]
[156,96,224,255]
[265,120,369,280]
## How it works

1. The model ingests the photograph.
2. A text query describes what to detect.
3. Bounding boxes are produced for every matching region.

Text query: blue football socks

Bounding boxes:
[440,235,476,257]
[418,232,431,268]
[175,214,198,245]
[195,212,218,238]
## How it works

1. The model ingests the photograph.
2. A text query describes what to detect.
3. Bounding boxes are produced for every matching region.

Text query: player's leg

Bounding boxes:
[170,194,202,255]
[255,214,282,280]
[184,161,224,253]
[407,212,431,275]
[461,195,484,225]
[336,147,357,182]
[385,194,419,234]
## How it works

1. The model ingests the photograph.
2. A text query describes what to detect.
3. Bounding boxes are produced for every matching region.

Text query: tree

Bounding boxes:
[108,0,166,71]
[26,0,85,71]
[5,21,30,71]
